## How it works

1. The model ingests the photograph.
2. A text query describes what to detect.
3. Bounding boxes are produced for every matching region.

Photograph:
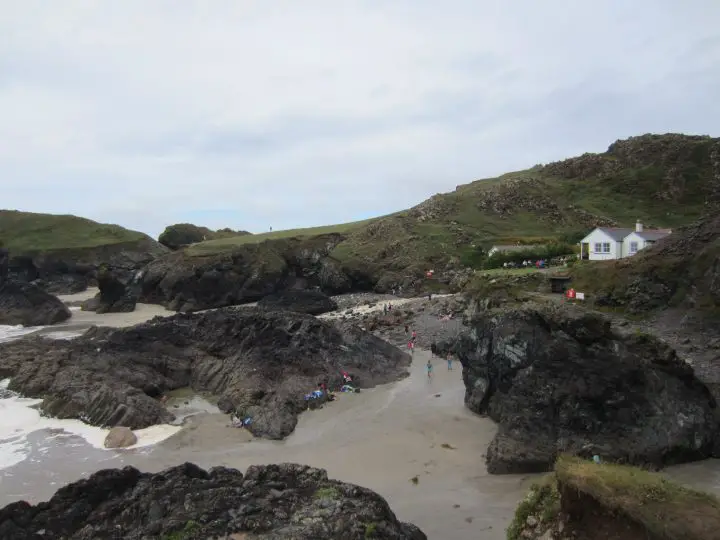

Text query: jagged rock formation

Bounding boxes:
[0,248,71,326]
[140,234,353,311]
[258,289,339,315]
[158,223,252,250]
[0,462,426,540]
[438,304,718,474]
[0,308,410,439]
[81,268,140,313]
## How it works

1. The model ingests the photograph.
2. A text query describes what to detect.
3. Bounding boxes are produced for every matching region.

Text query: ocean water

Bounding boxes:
[0,324,44,343]
[0,379,183,470]
[0,322,187,475]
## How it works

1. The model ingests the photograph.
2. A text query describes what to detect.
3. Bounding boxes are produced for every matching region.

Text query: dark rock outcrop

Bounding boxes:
[439,304,718,474]
[0,308,411,439]
[0,462,426,540]
[140,234,354,311]
[258,289,339,315]
[8,238,167,295]
[0,249,71,326]
[158,223,252,250]
[81,268,140,314]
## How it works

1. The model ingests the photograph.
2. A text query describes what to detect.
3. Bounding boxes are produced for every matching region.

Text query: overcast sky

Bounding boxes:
[2,1,719,238]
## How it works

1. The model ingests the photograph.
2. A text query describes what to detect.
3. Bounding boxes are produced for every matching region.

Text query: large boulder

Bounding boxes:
[439,304,719,474]
[258,289,338,315]
[103,426,137,448]
[0,308,411,439]
[0,277,71,326]
[81,268,139,314]
[0,462,426,539]
[140,234,354,312]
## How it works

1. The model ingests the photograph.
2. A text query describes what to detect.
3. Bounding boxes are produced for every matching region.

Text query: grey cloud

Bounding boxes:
[0,1,719,236]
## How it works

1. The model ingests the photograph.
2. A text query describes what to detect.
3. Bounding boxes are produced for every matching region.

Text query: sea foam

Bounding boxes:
[0,379,181,470]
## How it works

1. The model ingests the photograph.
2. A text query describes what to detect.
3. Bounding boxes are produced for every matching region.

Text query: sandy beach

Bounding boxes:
[0,348,529,539]
[3,292,720,539]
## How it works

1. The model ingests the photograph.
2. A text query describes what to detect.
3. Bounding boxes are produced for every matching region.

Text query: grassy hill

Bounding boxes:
[184,133,719,283]
[185,218,377,256]
[0,210,150,255]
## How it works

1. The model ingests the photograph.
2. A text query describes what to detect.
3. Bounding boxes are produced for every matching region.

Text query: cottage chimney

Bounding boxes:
[636,219,643,233]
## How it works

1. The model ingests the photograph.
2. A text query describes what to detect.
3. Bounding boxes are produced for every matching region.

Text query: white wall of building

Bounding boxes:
[622,232,647,257]
[581,229,622,261]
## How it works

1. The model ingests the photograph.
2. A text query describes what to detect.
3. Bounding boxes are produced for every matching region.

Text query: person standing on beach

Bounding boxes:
[426,360,433,379]
[412,330,417,342]
[446,353,453,371]
[408,340,414,355]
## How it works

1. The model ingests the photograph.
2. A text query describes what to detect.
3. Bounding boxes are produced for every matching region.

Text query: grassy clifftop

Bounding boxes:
[0,210,151,255]
[510,455,720,540]
[184,133,720,284]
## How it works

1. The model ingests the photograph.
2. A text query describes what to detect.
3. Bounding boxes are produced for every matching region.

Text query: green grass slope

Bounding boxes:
[0,210,150,255]
[184,133,719,285]
[185,217,378,256]
[509,455,720,540]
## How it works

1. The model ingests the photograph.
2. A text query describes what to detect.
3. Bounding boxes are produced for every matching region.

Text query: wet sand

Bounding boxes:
[0,349,529,539]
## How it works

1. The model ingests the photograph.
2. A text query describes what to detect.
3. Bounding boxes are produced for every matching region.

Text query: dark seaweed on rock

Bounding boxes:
[0,462,427,540]
[0,307,411,439]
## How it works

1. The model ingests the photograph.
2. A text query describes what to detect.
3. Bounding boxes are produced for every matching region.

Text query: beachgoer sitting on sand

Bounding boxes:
[342,371,353,384]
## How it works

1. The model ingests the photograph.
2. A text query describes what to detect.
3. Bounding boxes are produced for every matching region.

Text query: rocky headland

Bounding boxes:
[0,210,167,294]
[435,303,719,474]
[0,307,411,439]
[0,462,426,539]
[138,234,356,312]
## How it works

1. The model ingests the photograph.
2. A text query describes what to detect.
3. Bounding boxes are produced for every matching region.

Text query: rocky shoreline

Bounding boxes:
[0,462,427,539]
[0,306,412,440]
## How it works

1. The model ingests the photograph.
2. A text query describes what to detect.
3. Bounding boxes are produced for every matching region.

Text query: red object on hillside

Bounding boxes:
[566,288,576,299]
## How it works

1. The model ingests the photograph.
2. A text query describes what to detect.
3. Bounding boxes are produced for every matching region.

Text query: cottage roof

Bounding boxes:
[585,226,672,242]
[633,229,671,241]
[594,227,634,241]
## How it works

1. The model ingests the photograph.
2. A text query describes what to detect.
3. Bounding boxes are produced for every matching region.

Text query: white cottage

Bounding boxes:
[579,220,671,261]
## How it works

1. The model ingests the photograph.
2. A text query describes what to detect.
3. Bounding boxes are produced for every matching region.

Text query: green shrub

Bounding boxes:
[484,242,575,269]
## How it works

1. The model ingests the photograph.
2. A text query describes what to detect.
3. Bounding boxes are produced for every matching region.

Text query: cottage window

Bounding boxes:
[629,241,639,253]
[593,242,611,253]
